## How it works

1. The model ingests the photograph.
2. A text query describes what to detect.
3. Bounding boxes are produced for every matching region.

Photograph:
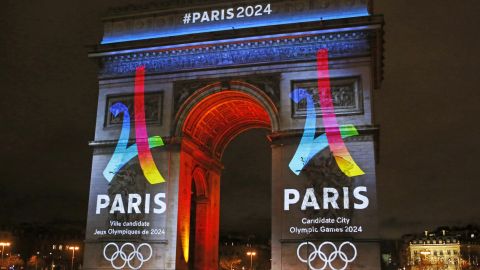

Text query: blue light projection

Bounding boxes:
[101,9,369,44]
[288,88,359,175]
[103,102,165,183]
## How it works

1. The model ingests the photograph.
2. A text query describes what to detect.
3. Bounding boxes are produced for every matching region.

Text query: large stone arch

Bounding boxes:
[84,1,384,269]
[174,80,280,147]
[174,81,278,270]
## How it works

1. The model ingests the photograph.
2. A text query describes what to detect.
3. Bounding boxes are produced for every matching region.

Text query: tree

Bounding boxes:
[219,257,242,270]
[27,255,45,270]
[7,254,24,269]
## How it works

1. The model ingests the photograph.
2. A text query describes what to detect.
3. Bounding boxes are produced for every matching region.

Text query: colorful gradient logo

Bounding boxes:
[289,49,365,177]
[103,66,166,184]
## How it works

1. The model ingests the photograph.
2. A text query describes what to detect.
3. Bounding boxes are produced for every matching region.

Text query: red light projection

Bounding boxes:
[176,85,273,269]
[182,88,272,159]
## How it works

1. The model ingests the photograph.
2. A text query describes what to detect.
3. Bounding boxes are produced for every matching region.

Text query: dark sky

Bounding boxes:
[220,129,271,239]
[1,0,479,239]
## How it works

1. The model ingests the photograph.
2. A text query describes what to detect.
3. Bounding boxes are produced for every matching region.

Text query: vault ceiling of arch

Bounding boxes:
[182,91,271,159]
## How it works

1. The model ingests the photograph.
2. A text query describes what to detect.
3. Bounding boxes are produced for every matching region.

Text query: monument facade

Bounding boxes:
[84,1,384,269]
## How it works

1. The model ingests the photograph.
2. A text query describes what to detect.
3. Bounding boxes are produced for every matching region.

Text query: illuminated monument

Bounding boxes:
[84,0,384,269]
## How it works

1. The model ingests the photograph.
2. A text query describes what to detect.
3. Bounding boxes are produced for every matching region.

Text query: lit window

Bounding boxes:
[59,245,63,251]
[52,245,56,250]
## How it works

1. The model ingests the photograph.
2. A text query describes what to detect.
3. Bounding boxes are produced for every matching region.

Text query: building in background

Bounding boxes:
[394,226,480,270]
[407,230,461,268]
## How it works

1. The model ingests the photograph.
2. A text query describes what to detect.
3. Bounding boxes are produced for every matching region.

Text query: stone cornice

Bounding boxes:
[99,0,372,44]
[92,25,382,79]
[89,125,379,148]
[268,125,379,143]
[90,16,383,54]
[89,137,181,151]
[105,0,373,18]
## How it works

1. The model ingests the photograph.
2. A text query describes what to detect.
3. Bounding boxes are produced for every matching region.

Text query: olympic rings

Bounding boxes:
[297,241,357,270]
[103,242,153,270]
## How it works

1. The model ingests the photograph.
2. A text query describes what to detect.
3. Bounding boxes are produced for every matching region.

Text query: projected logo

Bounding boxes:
[289,49,364,177]
[103,66,166,184]
[103,242,153,270]
[297,241,357,270]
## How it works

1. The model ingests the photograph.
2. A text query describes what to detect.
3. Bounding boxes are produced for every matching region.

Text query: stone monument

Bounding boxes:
[84,1,384,269]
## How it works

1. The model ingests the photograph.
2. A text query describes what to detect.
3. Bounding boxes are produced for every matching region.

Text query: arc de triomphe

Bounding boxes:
[84,1,384,269]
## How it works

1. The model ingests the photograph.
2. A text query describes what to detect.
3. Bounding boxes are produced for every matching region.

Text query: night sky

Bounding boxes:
[1,0,479,239]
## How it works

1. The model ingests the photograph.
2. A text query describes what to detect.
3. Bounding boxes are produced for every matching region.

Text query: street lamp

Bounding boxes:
[0,242,11,269]
[246,251,256,270]
[35,251,39,270]
[68,246,79,270]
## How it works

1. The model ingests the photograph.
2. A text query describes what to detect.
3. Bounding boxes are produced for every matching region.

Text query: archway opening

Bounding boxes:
[219,129,271,270]
[176,84,275,270]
